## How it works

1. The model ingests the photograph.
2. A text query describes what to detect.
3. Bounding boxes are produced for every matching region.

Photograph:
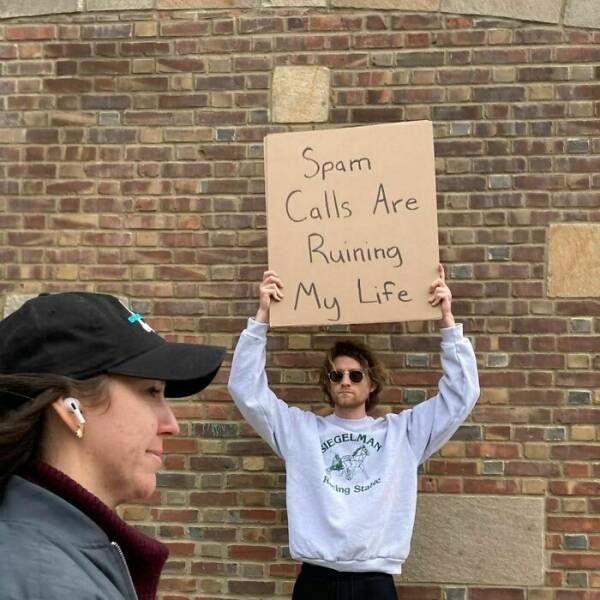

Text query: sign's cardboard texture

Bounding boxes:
[265,120,440,327]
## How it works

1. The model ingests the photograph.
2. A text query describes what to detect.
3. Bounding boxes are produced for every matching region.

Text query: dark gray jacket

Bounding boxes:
[0,476,137,600]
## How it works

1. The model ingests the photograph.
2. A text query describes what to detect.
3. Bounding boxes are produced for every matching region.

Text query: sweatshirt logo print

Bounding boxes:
[321,432,384,495]
[326,445,369,481]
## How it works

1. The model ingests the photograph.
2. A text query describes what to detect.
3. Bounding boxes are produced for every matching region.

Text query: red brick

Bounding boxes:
[161,21,210,37]
[557,372,600,387]
[228,545,276,560]
[6,25,56,40]
[82,95,130,111]
[551,553,600,569]
[44,78,92,93]
[80,60,130,75]
[549,517,600,534]
[8,164,56,178]
[466,443,520,459]
[118,112,167,126]
[471,590,525,600]
[352,33,403,49]
[118,76,168,91]
[395,585,441,600]
[463,479,519,494]
[84,163,134,178]
[7,232,54,246]
[427,461,478,476]
[505,462,559,477]
[350,107,404,123]
[202,37,252,53]
[472,48,528,63]
[157,57,206,72]
[473,86,526,102]
[554,410,600,425]
[556,47,600,62]
[46,181,95,195]
[82,232,132,246]
[158,94,209,109]
[79,266,128,280]
[160,163,211,178]
[435,139,484,156]
[391,14,441,29]
[0,44,18,59]
[556,593,600,600]
[120,42,170,56]
[552,446,600,461]
[228,580,276,595]
[44,43,91,57]
[558,84,600,100]
[396,50,443,67]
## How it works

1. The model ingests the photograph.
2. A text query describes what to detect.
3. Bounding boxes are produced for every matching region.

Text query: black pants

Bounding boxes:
[292,563,398,600]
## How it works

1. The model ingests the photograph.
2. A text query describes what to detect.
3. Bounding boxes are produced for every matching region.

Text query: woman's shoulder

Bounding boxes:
[0,477,106,579]
[0,519,81,598]
[0,515,128,599]
[0,504,91,565]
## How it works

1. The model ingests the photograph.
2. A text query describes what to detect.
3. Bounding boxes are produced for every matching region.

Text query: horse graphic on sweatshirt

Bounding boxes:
[326,445,369,481]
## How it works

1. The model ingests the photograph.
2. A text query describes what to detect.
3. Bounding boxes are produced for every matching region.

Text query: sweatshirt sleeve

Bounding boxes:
[404,323,480,465]
[227,318,303,460]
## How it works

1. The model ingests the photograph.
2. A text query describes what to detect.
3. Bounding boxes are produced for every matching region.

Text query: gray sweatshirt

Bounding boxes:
[228,318,480,575]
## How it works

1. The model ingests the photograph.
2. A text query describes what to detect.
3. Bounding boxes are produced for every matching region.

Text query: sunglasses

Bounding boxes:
[327,369,366,384]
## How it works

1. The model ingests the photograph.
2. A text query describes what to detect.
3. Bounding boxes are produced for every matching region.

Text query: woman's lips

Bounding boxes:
[146,450,163,467]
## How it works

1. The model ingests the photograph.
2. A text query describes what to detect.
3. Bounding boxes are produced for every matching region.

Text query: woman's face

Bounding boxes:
[82,375,179,507]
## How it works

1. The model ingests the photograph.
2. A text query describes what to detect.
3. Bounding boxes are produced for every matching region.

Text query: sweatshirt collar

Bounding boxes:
[326,413,374,428]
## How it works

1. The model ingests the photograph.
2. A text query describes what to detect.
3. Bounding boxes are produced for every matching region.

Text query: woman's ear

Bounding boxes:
[51,397,85,439]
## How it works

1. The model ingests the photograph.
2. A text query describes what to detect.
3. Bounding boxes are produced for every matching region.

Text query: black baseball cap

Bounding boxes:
[0,292,226,398]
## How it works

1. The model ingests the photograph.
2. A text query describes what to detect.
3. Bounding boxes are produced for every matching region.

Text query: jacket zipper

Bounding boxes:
[111,541,139,600]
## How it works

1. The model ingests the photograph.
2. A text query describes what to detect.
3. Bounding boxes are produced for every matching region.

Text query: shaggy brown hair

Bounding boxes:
[320,340,387,412]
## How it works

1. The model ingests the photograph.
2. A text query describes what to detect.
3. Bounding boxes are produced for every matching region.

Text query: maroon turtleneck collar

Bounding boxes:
[21,460,169,600]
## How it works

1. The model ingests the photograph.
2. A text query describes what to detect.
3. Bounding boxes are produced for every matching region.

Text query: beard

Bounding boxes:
[332,390,368,410]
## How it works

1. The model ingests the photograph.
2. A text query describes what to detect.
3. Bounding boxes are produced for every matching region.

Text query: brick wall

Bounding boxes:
[0,2,599,599]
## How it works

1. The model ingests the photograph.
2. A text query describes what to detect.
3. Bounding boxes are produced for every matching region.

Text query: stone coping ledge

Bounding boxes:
[0,0,599,30]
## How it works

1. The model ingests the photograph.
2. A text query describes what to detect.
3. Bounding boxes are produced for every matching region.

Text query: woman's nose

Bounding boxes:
[159,404,180,435]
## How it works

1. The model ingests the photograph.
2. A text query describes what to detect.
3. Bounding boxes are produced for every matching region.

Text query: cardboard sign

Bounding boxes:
[265,120,440,327]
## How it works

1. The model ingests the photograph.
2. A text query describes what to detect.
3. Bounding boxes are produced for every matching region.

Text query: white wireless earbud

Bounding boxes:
[63,397,86,425]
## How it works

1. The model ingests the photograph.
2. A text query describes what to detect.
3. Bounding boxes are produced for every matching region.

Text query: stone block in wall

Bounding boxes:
[440,0,562,24]
[547,224,600,297]
[3,294,36,318]
[263,0,326,6]
[86,0,153,10]
[156,0,254,8]
[0,0,81,18]
[271,66,329,123]
[332,0,438,9]
[401,495,545,585]
[565,0,600,29]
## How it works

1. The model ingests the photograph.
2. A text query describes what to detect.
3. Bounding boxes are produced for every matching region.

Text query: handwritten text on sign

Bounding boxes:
[265,121,440,327]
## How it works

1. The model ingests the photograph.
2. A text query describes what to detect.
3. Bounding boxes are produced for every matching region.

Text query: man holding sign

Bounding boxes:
[228,265,479,600]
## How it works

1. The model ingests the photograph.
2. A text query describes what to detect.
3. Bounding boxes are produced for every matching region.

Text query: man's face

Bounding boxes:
[328,355,375,411]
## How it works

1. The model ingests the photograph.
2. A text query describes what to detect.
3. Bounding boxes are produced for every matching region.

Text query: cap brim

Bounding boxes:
[107,341,226,398]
